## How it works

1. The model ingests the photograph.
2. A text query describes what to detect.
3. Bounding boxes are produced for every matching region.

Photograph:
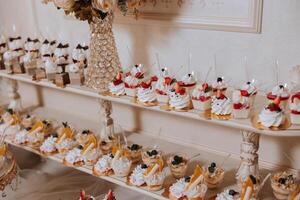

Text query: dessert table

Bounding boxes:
[0,70,299,199]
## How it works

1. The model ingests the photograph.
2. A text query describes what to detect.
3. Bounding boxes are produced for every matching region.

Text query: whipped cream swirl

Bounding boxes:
[258,108,284,127]
[109,82,125,96]
[180,73,196,85]
[130,165,147,186]
[40,136,57,153]
[125,76,139,87]
[270,85,290,98]
[137,87,157,103]
[14,129,28,144]
[211,97,232,115]
[65,148,83,164]
[94,154,113,173]
[111,157,132,175]
[56,138,77,151]
[169,91,190,109]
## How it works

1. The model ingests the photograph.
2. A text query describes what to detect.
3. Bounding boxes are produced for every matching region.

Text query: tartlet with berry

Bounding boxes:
[271,171,297,200]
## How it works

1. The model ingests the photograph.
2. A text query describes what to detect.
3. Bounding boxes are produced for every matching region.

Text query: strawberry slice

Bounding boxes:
[151,76,158,82]
[233,103,243,109]
[140,81,151,89]
[240,90,249,97]
[125,72,131,77]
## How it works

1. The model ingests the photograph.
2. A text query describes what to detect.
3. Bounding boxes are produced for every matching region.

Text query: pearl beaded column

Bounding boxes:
[236,130,260,186]
[85,12,120,139]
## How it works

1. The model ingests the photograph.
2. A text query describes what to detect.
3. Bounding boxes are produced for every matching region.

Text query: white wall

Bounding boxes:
[0,0,300,170]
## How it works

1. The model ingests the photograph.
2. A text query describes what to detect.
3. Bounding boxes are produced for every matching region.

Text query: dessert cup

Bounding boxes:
[233,107,250,119]
[203,162,225,189]
[93,154,114,176]
[126,144,143,164]
[111,156,132,177]
[125,87,137,97]
[142,148,163,166]
[99,136,117,155]
[168,154,188,179]
[271,171,297,200]
[192,99,211,112]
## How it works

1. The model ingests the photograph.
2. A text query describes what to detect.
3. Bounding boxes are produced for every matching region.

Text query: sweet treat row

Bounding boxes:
[0,34,88,87]
[0,108,299,200]
[107,65,300,130]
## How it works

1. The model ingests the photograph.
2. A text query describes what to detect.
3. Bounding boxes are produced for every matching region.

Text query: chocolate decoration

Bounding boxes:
[57,43,69,48]
[9,36,21,42]
[76,44,89,50]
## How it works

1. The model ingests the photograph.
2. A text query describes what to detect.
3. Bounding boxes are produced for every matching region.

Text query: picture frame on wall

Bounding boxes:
[116,0,263,33]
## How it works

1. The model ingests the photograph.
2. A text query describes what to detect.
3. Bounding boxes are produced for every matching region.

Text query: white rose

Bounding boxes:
[92,0,115,12]
[54,0,75,10]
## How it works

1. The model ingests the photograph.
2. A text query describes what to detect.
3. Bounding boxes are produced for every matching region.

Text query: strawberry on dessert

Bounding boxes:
[267,85,290,109]
[124,64,145,97]
[258,96,286,129]
[155,75,177,104]
[211,77,231,120]
[192,82,212,111]
[232,90,250,119]
[108,72,125,96]
[290,92,300,125]
[240,81,258,107]
[137,80,157,106]
[178,72,197,95]
[169,83,191,111]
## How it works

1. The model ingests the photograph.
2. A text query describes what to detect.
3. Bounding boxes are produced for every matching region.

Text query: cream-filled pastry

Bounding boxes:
[192,83,212,111]
[144,159,166,191]
[110,145,132,177]
[178,72,197,94]
[124,64,145,97]
[40,39,55,62]
[27,120,53,147]
[93,153,114,176]
[108,72,125,96]
[40,133,58,155]
[203,162,225,189]
[271,171,297,200]
[216,189,239,200]
[267,85,290,109]
[14,128,30,145]
[129,164,148,187]
[155,75,176,104]
[169,165,207,200]
[232,90,250,119]
[169,83,191,111]
[137,81,157,106]
[55,122,77,154]
[54,43,69,72]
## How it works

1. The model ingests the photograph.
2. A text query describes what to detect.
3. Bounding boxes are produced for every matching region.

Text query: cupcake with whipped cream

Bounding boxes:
[169,83,192,111]
[40,133,58,155]
[169,165,207,200]
[232,90,250,119]
[155,68,176,104]
[267,85,290,110]
[124,64,145,97]
[126,143,143,164]
[21,114,36,129]
[216,189,239,200]
[211,77,232,120]
[203,162,225,189]
[257,96,287,130]
[137,81,158,106]
[142,147,163,166]
[290,92,300,125]
[108,72,125,96]
[27,120,53,148]
[93,153,114,176]
[144,159,167,191]
[178,72,197,95]
[111,149,132,177]
[192,82,212,111]
[64,145,85,166]
[168,154,188,179]
[55,122,77,154]
[129,164,148,187]
[0,35,7,69]
[271,171,297,200]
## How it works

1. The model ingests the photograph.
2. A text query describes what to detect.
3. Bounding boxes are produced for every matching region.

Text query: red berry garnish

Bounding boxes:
[240,90,249,97]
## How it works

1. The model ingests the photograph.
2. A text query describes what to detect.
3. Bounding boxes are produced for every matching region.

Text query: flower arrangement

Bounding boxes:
[43,0,183,23]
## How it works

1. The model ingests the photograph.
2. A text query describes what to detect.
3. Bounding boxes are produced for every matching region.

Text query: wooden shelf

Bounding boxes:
[0,70,299,137]
[3,106,274,200]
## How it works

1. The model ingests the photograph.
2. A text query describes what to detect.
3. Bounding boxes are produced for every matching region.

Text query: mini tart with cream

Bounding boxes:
[144,158,166,191]
[111,146,132,177]
[203,162,225,189]
[27,120,53,148]
[178,72,197,94]
[239,175,260,200]
[155,76,176,104]
[169,165,207,200]
[168,154,188,179]
[192,83,212,111]
[108,72,125,96]
[142,148,163,166]
[137,81,158,106]
[93,153,114,176]
[267,85,290,109]
[257,97,287,130]
[55,122,77,154]
[99,136,117,155]
[290,92,300,125]
[271,171,297,200]
[169,83,192,111]
[126,143,143,164]
[124,64,145,97]
[288,185,300,200]
[21,114,36,129]
[216,189,239,200]
[39,133,58,155]
[64,134,99,166]
[129,164,149,187]
[239,81,258,107]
